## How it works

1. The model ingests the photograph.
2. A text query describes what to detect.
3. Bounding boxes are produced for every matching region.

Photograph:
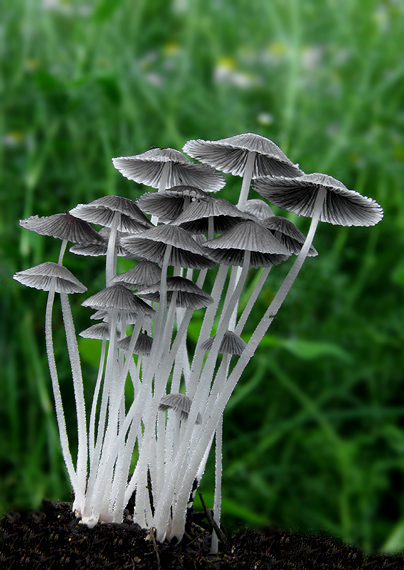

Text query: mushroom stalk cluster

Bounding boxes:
[14,134,383,551]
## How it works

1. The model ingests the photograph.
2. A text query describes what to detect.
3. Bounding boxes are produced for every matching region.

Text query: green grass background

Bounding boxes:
[1,0,404,554]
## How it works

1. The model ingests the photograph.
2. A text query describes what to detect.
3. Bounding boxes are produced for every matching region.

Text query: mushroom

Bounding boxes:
[136,185,211,222]
[252,172,383,331]
[70,196,152,285]
[110,260,162,290]
[137,276,213,310]
[260,216,318,257]
[243,198,275,220]
[13,261,88,512]
[183,133,302,210]
[112,147,225,193]
[171,194,255,239]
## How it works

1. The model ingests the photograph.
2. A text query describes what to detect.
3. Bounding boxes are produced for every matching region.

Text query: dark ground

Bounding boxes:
[1,500,404,570]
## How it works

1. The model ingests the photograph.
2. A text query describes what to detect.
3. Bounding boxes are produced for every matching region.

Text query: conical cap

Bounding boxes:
[13,262,87,294]
[70,196,152,232]
[201,331,247,355]
[254,173,384,227]
[183,133,302,178]
[261,216,318,257]
[111,261,162,288]
[19,213,103,244]
[137,276,213,309]
[82,284,156,317]
[121,225,217,269]
[112,147,225,192]
[137,186,211,221]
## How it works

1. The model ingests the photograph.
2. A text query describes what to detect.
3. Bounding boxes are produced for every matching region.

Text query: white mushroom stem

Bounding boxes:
[235,266,272,335]
[211,416,223,555]
[144,244,172,380]
[189,250,251,401]
[151,162,170,226]
[60,292,88,496]
[189,264,229,392]
[58,239,68,264]
[153,253,251,541]
[89,337,107,466]
[237,151,256,211]
[45,281,79,500]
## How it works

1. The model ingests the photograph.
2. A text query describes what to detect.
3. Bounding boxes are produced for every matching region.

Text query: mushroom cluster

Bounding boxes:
[13,133,383,551]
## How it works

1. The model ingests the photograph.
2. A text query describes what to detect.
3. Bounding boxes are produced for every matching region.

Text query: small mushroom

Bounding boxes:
[159,394,202,424]
[137,276,213,310]
[200,331,246,356]
[13,262,87,294]
[117,331,153,356]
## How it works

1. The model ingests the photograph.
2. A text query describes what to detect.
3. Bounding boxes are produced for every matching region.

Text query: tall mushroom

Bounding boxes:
[183,133,303,210]
[13,262,87,514]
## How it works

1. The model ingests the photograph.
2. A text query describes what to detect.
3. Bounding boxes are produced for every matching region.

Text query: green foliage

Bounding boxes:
[1,0,404,554]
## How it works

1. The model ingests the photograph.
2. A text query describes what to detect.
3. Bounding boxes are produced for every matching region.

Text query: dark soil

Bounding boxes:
[1,500,404,569]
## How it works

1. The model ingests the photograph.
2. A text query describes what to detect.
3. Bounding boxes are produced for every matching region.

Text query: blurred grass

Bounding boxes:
[1,0,404,554]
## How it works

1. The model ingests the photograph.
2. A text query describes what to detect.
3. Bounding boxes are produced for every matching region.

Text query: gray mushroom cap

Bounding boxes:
[90,309,139,324]
[137,276,213,309]
[13,262,87,294]
[261,216,318,257]
[117,332,153,356]
[136,186,211,222]
[70,228,137,258]
[70,196,153,233]
[19,212,104,244]
[254,172,384,227]
[79,323,117,340]
[121,225,218,269]
[183,133,302,178]
[171,195,255,235]
[159,393,202,424]
[202,220,291,267]
[82,284,156,317]
[243,199,275,220]
[110,261,162,289]
[112,147,225,192]
[200,331,247,355]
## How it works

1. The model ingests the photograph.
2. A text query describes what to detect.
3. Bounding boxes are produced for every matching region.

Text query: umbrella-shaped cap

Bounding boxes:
[203,220,291,267]
[19,212,104,244]
[121,225,218,269]
[159,393,202,423]
[254,173,384,227]
[183,133,302,178]
[261,216,318,257]
[201,331,246,355]
[243,199,274,220]
[79,323,117,340]
[137,186,211,222]
[110,261,162,289]
[112,147,225,192]
[13,262,87,294]
[90,309,139,324]
[82,284,156,317]
[118,332,153,355]
[137,276,213,309]
[70,228,135,258]
[70,196,152,233]
[171,195,254,234]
